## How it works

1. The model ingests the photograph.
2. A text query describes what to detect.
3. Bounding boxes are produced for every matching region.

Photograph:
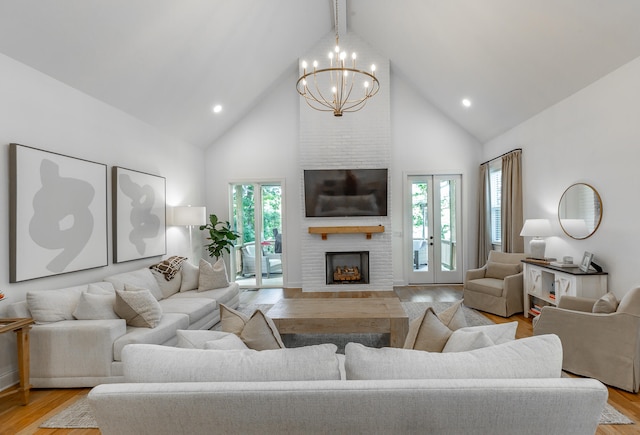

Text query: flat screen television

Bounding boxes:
[303,169,388,217]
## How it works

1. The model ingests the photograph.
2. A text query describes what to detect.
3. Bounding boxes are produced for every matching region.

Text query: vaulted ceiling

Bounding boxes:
[1,0,640,148]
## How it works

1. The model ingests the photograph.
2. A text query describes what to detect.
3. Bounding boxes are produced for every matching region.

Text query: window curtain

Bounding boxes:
[476,163,491,267]
[501,150,524,253]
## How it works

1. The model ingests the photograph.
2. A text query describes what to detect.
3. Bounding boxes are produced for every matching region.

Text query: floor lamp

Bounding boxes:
[171,206,207,257]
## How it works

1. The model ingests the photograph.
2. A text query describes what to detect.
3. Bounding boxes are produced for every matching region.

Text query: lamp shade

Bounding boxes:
[520,219,553,237]
[170,206,207,226]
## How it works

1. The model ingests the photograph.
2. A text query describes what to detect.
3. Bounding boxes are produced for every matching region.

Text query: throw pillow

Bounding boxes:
[149,256,187,281]
[436,299,468,330]
[176,330,248,350]
[403,301,467,352]
[27,285,86,324]
[104,268,164,301]
[455,321,518,345]
[179,261,199,292]
[442,329,494,352]
[198,258,229,291]
[485,262,521,279]
[73,286,118,320]
[345,334,563,380]
[150,269,182,299]
[592,292,619,314]
[220,304,285,350]
[115,287,163,328]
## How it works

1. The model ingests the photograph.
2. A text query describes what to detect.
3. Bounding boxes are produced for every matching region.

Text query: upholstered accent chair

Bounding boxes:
[241,244,282,278]
[463,250,527,317]
[533,287,640,393]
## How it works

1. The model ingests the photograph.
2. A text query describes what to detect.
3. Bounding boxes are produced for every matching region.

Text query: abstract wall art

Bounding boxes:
[9,143,108,282]
[113,166,166,263]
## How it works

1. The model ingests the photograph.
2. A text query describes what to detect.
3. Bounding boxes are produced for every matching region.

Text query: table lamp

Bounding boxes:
[520,219,553,259]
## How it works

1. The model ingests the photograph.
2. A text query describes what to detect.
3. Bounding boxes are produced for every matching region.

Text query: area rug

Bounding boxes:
[39,395,634,429]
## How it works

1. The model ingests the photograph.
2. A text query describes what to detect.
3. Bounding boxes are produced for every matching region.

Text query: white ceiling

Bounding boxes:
[1,0,640,147]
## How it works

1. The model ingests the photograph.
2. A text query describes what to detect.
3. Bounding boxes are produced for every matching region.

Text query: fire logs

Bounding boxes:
[333,266,361,282]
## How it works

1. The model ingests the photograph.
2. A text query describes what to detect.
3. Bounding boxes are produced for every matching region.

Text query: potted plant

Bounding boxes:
[199,214,240,259]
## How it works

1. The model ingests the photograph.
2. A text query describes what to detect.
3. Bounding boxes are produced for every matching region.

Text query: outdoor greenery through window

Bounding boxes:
[489,160,502,245]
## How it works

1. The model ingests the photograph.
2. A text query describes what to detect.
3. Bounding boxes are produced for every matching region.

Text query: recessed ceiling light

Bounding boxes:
[462,98,472,108]
[212,104,222,114]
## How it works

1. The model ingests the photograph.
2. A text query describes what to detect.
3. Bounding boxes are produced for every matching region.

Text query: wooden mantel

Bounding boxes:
[308,225,385,240]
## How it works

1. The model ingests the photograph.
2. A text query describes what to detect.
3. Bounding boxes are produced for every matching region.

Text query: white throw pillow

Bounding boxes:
[27,288,83,324]
[456,322,518,345]
[179,261,199,292]
[345,335,563,380]
[104,268,164,301]
[198,258,229,291]
[151,269,182,299]
[442,329,494,352]
[115,287,163,328]
[176,330,247,350]
[73,284,118,320]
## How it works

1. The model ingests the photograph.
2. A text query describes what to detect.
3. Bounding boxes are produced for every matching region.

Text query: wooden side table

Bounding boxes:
[0,318,34,405]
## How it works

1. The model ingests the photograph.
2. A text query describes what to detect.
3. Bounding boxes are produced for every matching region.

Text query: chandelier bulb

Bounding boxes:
[313,60,318,68]
[352,53,357,60]
[340,51,347,60]
[364,81,370,88]
[332,86,337,94]
[328,52,334,60]
[301,60,307,69]
[335,45,340,53]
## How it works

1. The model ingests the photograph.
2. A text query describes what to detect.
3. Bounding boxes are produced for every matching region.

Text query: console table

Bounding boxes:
[0,318,34,405]
[522,260,608,318]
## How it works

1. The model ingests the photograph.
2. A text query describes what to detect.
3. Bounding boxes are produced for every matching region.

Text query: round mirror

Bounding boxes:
[558,183,602,239]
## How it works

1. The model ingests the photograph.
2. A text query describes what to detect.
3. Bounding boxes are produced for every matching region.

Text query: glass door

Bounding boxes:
[230,182,283,288]
[406,175,462,284]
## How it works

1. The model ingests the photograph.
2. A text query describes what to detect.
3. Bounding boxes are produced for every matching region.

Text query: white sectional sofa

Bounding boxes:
[6,262,240,388]
[88,334,608,435]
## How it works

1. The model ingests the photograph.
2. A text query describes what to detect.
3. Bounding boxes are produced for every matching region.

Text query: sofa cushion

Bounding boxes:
[158,297,215,325]
[403,301,467,351]
[345,334,563,380]
[177,330,247,350]
[485,262,521,279]
[26,282,115,324]
[592,292,619,314]
[115,288,163,328]
[104,268,164,301]
[173,282,239,307]
[179,261,199,292]
[465,278,505,297]
[220,304,285,350]
[73,285,119,320]
[198,258,229,291]
[113,313,190,361]
[122,343,340,382]
[442,329,494,352]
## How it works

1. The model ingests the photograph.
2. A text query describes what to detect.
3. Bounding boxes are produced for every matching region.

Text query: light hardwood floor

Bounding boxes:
[1,286,637,435]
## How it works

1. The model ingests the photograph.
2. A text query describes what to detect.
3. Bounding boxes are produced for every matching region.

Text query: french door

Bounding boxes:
[229,181,283,288]
[406,174,462,284]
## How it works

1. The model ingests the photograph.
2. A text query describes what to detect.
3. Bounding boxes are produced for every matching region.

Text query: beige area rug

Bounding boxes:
[40,301,634,428]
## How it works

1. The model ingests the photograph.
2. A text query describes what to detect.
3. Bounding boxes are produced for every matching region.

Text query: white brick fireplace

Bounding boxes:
[298,32,392,292]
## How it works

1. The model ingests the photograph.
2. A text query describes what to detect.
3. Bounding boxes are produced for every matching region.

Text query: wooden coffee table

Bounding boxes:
[267,298,409,347]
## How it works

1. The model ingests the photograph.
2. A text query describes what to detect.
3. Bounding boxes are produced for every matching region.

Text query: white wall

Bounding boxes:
[484,55,640,298]
[0,53,205,390]
[203,42,482,290]
[390,71,483,283]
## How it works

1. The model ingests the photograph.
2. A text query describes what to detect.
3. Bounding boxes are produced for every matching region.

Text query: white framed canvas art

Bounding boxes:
[9,143,108,282]
[113,166,166,263]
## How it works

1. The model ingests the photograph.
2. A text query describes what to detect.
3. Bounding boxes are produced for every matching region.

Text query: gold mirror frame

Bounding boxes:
[558,183,603,240]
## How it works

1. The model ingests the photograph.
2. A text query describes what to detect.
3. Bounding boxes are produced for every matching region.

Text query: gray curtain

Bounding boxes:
[476,163,491,267]
[501,150,524,253]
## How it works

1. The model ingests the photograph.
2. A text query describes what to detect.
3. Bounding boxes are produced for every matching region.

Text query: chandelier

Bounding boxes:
[296,0,380,117]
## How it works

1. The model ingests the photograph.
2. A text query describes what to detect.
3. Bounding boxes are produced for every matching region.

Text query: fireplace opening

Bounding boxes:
[326,251,370,285]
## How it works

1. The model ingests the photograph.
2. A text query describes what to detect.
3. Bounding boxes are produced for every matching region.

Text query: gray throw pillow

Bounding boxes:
[485,262,521,279]
[592,292,619,313]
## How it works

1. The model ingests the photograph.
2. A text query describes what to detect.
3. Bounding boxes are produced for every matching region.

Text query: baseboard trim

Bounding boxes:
[284,287,397,299]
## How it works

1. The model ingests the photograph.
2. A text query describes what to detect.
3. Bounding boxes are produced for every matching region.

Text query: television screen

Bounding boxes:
[304,169,388,217]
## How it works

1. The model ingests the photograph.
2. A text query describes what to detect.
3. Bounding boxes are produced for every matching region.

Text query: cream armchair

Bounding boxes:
[463,250,526,317]
[534,287,640,393]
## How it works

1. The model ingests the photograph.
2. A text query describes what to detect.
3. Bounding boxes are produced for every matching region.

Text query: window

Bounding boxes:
[488,160,502,245]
